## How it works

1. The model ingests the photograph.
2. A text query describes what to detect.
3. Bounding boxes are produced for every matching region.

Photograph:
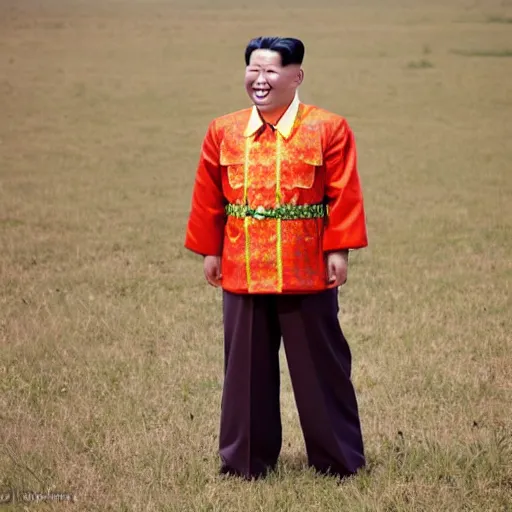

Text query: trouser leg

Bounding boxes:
[219,291,282,479]
[278,288,365,477]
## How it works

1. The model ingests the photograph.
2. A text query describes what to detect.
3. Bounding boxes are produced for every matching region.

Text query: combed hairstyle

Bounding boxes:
[245,37,305,67]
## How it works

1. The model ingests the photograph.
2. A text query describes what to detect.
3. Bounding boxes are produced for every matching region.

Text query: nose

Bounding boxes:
[255,70,267,85]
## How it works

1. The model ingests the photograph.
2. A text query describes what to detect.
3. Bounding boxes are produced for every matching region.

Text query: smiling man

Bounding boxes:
[185,37,368,480]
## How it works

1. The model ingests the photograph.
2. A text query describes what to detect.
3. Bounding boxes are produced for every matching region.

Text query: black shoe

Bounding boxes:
[219,463,274,481]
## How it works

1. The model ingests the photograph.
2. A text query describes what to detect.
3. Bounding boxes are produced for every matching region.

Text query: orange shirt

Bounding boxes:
[185,96,368,294]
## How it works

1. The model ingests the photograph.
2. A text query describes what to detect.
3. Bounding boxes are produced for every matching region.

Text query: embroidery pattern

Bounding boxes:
[225,203,326,220]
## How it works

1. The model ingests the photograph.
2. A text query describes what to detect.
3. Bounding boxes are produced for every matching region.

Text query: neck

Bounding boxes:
[260,107,287,126]
[258,97,295,126]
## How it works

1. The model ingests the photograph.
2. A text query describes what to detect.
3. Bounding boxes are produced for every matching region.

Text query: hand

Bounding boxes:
[326,250,349,288]
[204,255,222,287]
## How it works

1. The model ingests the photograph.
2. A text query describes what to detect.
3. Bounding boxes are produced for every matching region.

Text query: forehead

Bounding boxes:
[248,49,282,67]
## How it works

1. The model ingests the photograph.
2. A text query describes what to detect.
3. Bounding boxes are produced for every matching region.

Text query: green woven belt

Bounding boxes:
[225,203,327,220]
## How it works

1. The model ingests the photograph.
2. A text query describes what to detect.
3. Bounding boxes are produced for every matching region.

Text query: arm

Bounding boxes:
[323,118,368,253]
[184,119,226,257]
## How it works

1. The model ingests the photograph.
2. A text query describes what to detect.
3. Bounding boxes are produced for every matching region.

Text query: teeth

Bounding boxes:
[255,90,269,98]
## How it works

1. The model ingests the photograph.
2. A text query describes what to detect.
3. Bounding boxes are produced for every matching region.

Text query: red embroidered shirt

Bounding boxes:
[185,96,368,294]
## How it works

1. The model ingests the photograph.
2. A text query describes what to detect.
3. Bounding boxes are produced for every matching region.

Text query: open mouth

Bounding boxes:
[253,88,271,100]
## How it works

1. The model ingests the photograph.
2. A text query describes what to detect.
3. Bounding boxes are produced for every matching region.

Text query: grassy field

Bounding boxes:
[1,0,511,510]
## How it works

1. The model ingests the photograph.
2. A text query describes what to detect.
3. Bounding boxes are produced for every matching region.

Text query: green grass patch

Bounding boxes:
[406,58,434,69]
[486,15,512,24]
[451,49,512,57]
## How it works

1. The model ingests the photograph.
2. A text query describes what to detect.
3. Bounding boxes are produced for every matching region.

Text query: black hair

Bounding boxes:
[244,37,305,67]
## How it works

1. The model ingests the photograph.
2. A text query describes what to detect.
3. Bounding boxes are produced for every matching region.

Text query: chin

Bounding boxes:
[255,103,273,111]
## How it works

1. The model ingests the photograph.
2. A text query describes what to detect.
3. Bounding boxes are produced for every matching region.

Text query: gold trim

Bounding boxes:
[276,219,283,292]
[275,133,282,204]
[244,216,251,288]
[243,137,251,288]
[275,132,283,291]
[243,138,250,204]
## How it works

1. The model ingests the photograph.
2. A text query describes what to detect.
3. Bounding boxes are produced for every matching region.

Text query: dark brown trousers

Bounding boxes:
[219,288,365,479]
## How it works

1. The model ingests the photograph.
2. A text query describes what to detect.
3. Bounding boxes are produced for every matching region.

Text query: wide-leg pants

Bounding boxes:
[219,287,365,480]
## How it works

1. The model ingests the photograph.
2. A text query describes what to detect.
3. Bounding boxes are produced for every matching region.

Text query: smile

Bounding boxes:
[253,89,270,99]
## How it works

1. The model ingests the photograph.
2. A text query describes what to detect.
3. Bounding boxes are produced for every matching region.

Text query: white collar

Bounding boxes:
[244,92,300,139]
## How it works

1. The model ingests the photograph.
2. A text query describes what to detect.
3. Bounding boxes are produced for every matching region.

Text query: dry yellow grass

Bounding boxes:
[1,0,511,510]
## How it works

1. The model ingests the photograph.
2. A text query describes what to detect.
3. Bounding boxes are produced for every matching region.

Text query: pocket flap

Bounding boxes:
[294,129,323,167]
[301,154,323,167]
[220,141,245,166]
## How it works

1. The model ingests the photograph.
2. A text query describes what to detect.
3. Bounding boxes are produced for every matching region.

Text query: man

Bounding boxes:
[185,36,368,480]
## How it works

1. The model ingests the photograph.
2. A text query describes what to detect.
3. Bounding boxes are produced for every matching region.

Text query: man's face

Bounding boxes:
[244,49,303,113]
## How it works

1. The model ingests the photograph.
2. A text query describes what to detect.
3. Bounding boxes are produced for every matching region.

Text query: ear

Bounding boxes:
[295,68,304,86]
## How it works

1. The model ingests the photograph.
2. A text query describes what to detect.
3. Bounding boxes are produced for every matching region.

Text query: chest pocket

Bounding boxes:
[220,143,245,190]
[280,136,323,190]
[219,131,324,191]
